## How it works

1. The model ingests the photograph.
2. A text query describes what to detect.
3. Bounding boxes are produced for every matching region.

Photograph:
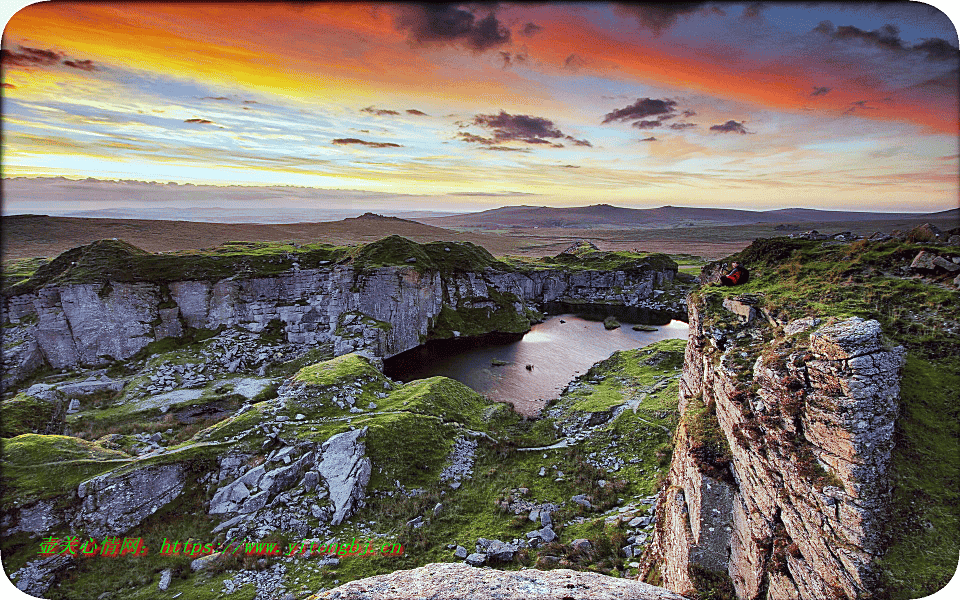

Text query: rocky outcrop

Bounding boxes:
[318,428,372,525]
[73,463,187,539]
[2,241,682,386]
[643,294,905,599]
[313,563,688,600]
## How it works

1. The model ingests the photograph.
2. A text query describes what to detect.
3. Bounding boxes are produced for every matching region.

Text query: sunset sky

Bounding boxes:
[2,1,958,213]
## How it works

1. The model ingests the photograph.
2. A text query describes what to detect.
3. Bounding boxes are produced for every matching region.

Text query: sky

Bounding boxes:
[1,1,958,214]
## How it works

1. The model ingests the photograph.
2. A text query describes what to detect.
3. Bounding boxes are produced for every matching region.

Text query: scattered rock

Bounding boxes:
[570,539,592,552]
[465,553,486,566]
[571,494,593,509]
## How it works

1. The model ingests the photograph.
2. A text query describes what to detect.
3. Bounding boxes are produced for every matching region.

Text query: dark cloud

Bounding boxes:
[499,51,527,68]
[1,46,61,67]
[332,138,402,148]
[184,118,214,124]
[810,86,832,97]
[564,54,585,70]
[815,21,960,62]
[472,111,562,143]
[615,3,718,35]
[603,98,678,124]
[1,46,102,72]
[457,111,590,148]
[561,164,580,168]
[522,22,542,37]
[681,109,697,117]
[63,59,96,71]
[406,109,429,116]
[669,122,697,130]
[394,4,510,52]
[202,96,230,101]
[361,106,400,116]
[242,100,258,105]
[632,120,662,130]
[2,83,16,89]
[844,100,875,114]
[457,132,495,145]
[913,38,960,62]
[709,120,749,134]
[482,146,530,152]
[640,137,658,142]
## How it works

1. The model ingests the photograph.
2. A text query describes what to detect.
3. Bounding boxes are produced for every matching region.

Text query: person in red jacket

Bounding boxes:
[718,261,748,286]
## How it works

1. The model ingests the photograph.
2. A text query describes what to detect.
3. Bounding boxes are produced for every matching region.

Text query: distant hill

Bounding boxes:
[418,204,949,229]
[0,213,521,261]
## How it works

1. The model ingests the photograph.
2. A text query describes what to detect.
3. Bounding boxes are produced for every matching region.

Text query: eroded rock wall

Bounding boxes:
[644,297,905,600]
[2,262,679,385]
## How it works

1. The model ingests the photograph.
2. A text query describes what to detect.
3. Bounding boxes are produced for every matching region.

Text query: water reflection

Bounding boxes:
[385,315,688,416]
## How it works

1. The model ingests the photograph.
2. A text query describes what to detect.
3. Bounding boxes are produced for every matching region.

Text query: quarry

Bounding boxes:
[1,231,958,600]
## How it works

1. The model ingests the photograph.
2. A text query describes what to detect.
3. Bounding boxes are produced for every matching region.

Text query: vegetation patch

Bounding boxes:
[293,354,385,388]
[1,434,130,507]
[1,393,60,437]
[684,396,732,482]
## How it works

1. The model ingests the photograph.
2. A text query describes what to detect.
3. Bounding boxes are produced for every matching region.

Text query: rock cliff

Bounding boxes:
[641,235,960,600]
[2,237,684,388]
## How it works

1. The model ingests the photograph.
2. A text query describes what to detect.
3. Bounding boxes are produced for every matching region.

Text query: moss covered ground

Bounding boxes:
[694,236,960,599]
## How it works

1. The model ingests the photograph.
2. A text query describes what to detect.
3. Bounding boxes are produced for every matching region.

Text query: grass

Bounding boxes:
[1,434,131,509]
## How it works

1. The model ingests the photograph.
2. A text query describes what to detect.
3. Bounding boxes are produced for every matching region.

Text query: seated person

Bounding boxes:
[718,261,748,286]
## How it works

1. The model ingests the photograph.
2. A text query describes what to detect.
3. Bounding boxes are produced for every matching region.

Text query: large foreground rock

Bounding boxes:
[312,563,687,600]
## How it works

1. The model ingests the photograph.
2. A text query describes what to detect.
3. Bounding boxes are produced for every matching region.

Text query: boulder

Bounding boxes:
[570,539,592,552]
[319,428,372,525]
[933,256,959,273]
[571,494,593,509]
[910,251,938,271]
[907,222,941,243]
[465,553,487,566]
[73,463,186,539]
[722,298,756,323]
[538,526,557,543]
[486,540,518,562]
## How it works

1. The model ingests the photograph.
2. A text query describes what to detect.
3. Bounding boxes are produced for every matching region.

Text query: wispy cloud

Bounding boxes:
[332,138,402,148]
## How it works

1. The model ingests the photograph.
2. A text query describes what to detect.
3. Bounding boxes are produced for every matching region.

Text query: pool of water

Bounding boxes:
[384,314,688,416]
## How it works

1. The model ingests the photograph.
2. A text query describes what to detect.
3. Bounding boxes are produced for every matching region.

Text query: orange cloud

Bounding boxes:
[521,12,957,135]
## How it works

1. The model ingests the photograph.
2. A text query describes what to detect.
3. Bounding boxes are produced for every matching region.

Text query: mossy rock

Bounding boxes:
[292,354,386,388]
[383,376,488,429]
[603,316,620,330]
[348,235,501,274]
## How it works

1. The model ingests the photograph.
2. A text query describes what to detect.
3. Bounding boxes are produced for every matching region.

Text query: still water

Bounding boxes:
[385,315,688,416]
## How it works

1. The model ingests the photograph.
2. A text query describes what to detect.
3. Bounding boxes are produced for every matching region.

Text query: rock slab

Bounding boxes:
[312,563,687,600]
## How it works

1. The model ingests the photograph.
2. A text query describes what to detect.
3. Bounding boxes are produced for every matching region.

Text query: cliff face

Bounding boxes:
[644,293,905,599]
[1,240,682,387]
